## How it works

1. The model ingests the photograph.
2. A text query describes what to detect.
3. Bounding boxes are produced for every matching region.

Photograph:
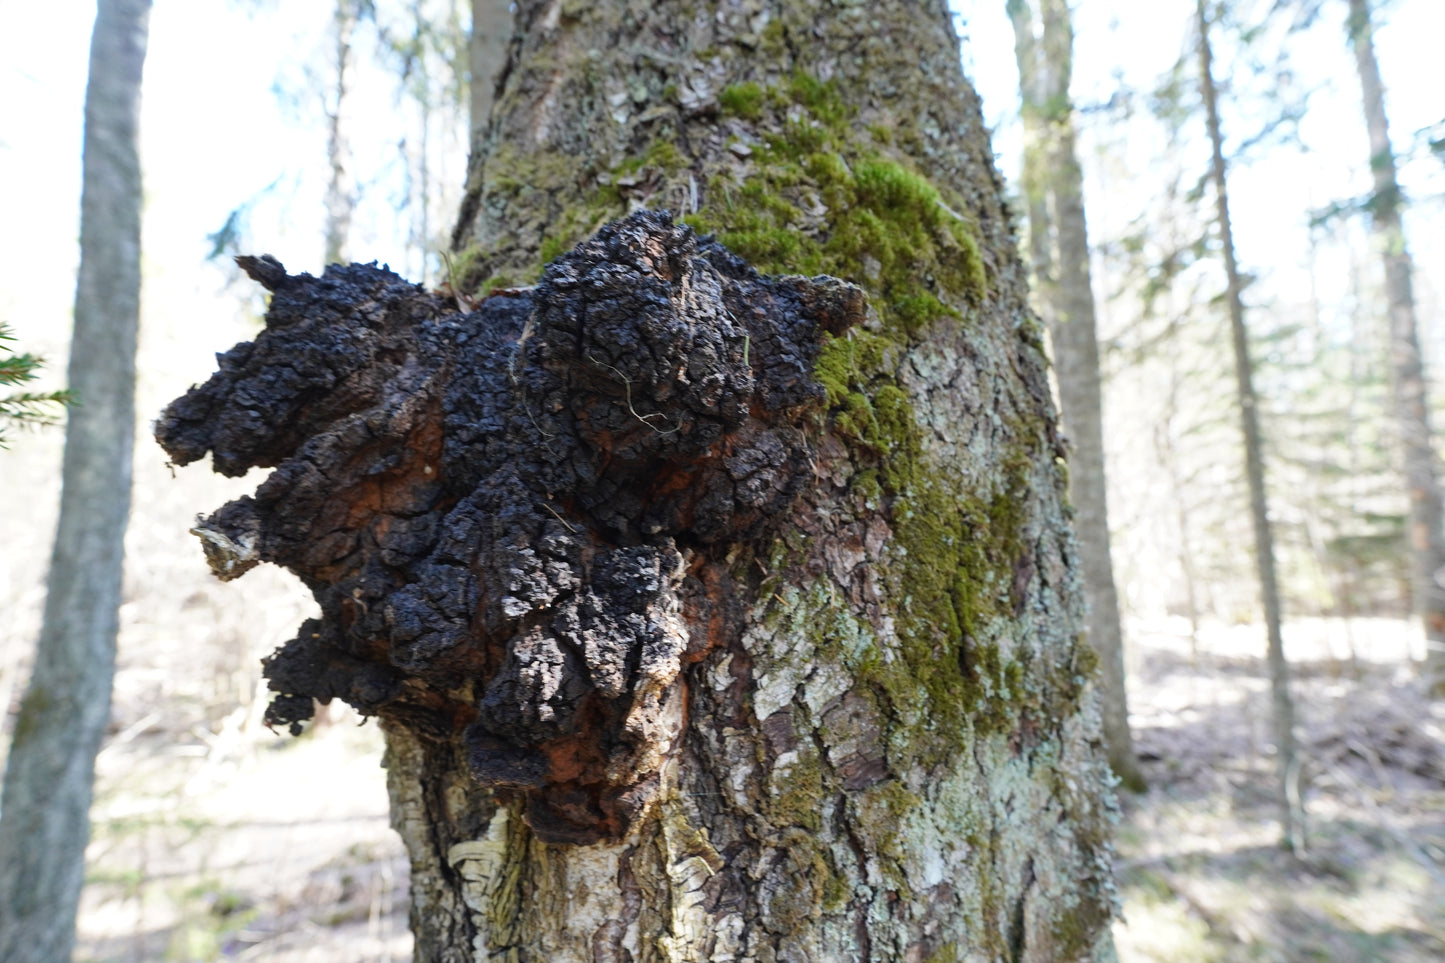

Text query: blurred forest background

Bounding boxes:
[2,0,1444,959]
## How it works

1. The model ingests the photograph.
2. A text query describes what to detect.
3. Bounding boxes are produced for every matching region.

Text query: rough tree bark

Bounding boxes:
[1196,0,1303,851]
[159,1,1119,960]
[0,1,151,960]
[1008,0,1144,793]
[1347,0,1445,693]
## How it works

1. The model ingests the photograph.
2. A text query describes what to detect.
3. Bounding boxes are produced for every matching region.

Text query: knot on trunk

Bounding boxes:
[156,210,865,844]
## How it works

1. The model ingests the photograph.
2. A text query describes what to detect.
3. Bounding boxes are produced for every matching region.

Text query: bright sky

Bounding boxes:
[953,0,1445,346]
[2,0,1443,394]
[3,2,321,378]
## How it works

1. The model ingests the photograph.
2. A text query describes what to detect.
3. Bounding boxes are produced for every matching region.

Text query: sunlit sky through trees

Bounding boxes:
[961,0,1445,359]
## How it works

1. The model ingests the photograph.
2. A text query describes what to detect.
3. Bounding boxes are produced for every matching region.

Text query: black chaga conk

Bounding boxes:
[156,211,865,844]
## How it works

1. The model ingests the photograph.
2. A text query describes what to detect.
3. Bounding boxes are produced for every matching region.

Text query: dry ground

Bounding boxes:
[1,422,414,962]
[77,713,409,962]
[1113,617,1445,961]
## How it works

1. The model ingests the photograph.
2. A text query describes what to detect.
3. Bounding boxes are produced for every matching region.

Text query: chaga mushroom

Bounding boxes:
[157,211,866,843]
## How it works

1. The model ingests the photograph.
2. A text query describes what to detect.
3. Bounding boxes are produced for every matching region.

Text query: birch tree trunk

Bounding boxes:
[1008,0,1144,793]
[464,0,512,210]
[1347,0,1445,693]
[0,2,151,959]
[324,0,357,266]
[1196,0,1303,851]
[158,1,1120,960]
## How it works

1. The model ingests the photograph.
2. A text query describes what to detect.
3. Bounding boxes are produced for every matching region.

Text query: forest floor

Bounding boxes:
[75,705,410,962]
[52,614,1445,961]
[1112,616,1445,962]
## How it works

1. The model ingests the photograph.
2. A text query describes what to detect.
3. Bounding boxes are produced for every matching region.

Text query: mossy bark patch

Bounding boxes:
[694,73,987,340]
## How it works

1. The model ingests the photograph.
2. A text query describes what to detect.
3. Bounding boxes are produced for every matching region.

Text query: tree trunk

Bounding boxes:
[1196,0,1303,851]
[324,0,357,267]
[0,2,151,960]
[1347,0,1445,693]
[467,0,512,166]
[1008,0,1144,793]
[158,1,1120,960]
[457,0,513,254]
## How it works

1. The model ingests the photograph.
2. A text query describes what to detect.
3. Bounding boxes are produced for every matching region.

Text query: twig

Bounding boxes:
[542,501,577,532]
[438,251,477,312]
[587,355,677,434]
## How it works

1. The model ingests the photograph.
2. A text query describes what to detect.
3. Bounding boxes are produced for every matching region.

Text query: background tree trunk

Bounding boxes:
[456,0,513,252]
[1347,0,1445,693]
[159,1,1120,960]
[0,1,151,959]
[1009,0,1145,793]
[324,0,357,266]
[1196,0,1303,852]
[467,0,511,161]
